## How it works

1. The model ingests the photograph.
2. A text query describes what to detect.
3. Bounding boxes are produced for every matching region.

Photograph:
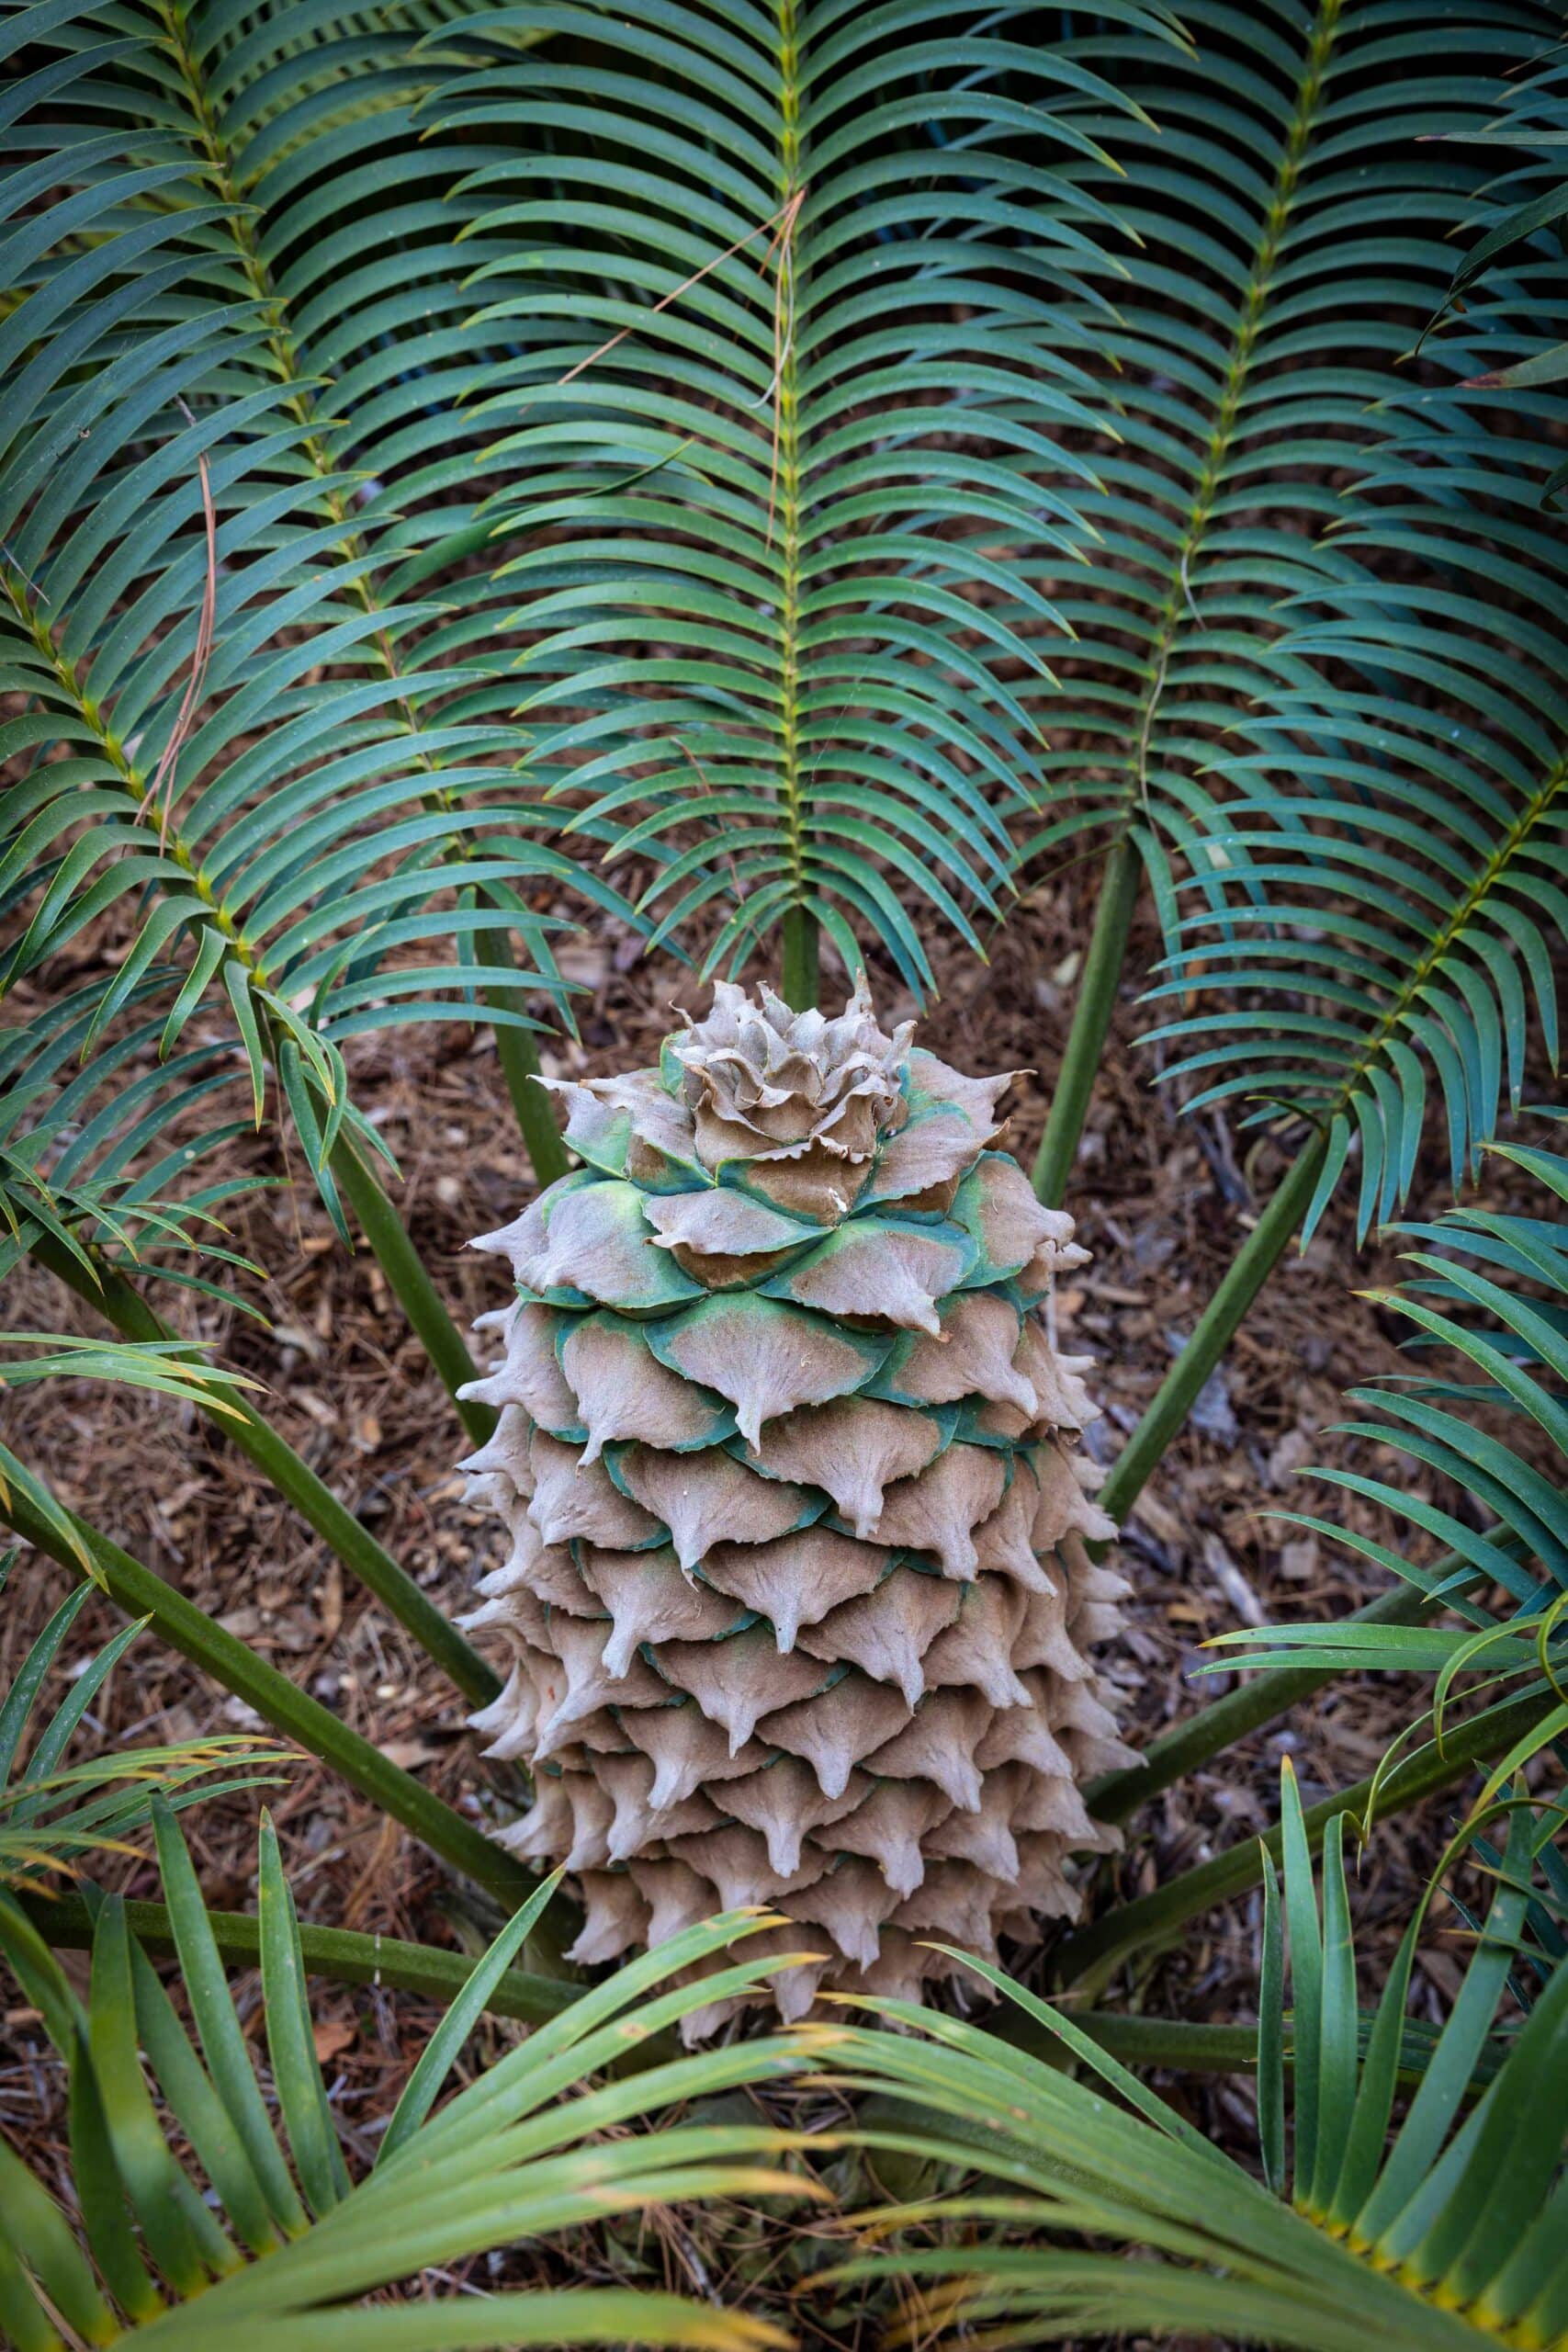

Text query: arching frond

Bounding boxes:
[0,0,633,1208]
[0,975,276,1306]
[1002,0,1549,932]
[824,1765,1568,2352]
[425,0,1187,1001]
[1145,285,1568,1236]
[0,1807,814,2347]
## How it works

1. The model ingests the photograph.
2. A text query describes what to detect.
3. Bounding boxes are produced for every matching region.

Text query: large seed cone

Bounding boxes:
[458,982,1134,2037]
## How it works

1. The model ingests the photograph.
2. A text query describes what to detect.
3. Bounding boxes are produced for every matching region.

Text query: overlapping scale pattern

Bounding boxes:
[458,984,1133,2034]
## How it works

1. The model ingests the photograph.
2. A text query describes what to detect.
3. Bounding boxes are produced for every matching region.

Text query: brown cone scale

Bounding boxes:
[459,982,1133,2037]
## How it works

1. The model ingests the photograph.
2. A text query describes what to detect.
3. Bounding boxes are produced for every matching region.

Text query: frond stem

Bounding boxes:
[1093,725,1568,1548]
[998,2002,1489,2094]
[1032,836,1140,1205]
[1098,1133,1328,1527]
[5,568,258,966]
[329,1137,493,1445]
[472,928,570,1188]
[781,903,819,1012]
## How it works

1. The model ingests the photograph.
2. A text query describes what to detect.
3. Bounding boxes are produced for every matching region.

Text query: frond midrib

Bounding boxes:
[5,571,265,979]
[774,0,810,967]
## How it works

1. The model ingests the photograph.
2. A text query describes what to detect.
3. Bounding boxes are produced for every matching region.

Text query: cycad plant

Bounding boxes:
[0,0,1174,1679]
[0,0,1171,1955]
[4,0,1568,2338]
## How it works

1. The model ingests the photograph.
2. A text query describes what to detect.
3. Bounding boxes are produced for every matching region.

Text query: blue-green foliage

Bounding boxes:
[0,0,628,1226]
[1121,4,1568,1238]
[425,0,1184,996]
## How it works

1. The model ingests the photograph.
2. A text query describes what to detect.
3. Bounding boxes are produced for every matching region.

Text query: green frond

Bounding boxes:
[1421,37,1568,393]
[1000,0,1549,932]
[0,974,278,1308]
[1147,333,1568,1237]
[421,0,1185,1001]
[0,1804,815,2346]
[823,1762,1568,2351]
[0,1329,261,1414]
[0,0,636,1204]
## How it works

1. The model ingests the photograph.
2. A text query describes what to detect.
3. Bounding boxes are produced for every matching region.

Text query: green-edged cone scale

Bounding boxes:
[460,982,1133,2034]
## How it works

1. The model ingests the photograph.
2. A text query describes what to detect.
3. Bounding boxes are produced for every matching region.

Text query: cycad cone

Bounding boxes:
[459,983,1133,2035]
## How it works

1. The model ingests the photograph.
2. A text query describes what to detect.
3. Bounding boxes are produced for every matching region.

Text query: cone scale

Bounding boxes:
[459,984,1133,2035]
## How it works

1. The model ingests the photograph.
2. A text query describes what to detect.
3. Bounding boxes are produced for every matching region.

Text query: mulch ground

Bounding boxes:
[1,875,1539,2345]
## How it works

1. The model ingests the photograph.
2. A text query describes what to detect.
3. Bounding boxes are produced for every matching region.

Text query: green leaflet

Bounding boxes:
[0,1803,818,2347]
[1211,1134,1568,1741]
[823,1766,1565,2352]
[425,0,1173,998]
